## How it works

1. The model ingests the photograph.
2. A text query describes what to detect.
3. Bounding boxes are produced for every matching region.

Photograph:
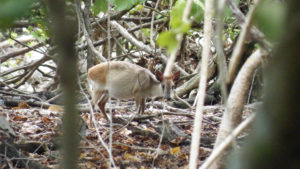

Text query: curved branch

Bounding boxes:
[211,48,267,169]
[226,0,272,50]
[0,42,44,63]
[227,0,261,84]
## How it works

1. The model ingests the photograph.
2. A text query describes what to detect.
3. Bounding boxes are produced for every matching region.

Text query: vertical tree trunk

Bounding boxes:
[47,1,80,169]
[230,1,300,168]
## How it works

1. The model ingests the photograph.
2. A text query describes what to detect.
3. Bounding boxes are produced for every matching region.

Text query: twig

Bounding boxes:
[247,69,257,104]
[0,55,49,77]
[77,74,116,168]
[150,0,161,47]
[0,42,44,63]
[189,0,213,168]
[113,142,168,153]
[78,19,165,51]
[110,21,188,76]
[9,36,46,55]
[227,0,261,84]
[214,0,228,103]
[75,0,107,62]
[152,118,166,167]
[0,90,44,104]
[225,0,272,51]
[173,91,193,109]
[163,0,193,78]
[199,113,255,169]
[92,17,128,56]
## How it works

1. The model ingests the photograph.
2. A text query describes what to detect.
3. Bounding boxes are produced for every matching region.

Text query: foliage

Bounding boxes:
[157,0,205,53]
[92,0,108,14]
[92,0,146,15]
[254,0,286,42]
[190,0,205,23]
[0,0,38,28]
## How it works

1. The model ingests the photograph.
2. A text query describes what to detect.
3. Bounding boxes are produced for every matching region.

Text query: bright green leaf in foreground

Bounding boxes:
[170,0,186,29]
[92,0,108,14]
[157,31,179,53]
[111,0,145,11]
[0,0,36,27]
[254,0,286,42]
[190,0,205,23]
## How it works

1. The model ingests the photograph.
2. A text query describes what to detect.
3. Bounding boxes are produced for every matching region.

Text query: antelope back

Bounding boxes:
[88,61,164,100]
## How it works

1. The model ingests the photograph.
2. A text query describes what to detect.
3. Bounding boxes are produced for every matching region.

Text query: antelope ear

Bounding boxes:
[173,71,180,81]
[155,71,163,81]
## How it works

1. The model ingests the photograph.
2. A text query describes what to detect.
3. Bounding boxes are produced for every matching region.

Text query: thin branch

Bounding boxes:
[173,91,193,109]
[78,19,165,51]
[75,0,107,62]
[150,0,161,47]
[199,113,256,169]
[189,0,213,168]
[77,75,117,168]
[0,56,50,83]
[211,49,266,169]
[110,21,188,75]
[9,36,46,55]
[214,0,228,102]
[0,35,36,48]
[0,82,45,105]
[227,0,261,84]
[226,0,272,51]
[0,42,44,63]
[92,17,128,57]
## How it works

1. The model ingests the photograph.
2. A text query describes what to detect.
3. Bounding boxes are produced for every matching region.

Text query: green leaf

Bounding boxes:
[170,0,186,29]
[92,0,108,14]
[110,0,145,11]
[254,0,285,41]
[141,28,150,37]
[169,0,191,33]
[0,0,36,27]
[190,0,204,23]
[157,31,179,53]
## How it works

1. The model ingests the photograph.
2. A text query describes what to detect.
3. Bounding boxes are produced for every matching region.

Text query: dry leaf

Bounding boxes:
[123,152,141,162]
[79,153,87,159]
[170,147,181,155]
[13,115,27,121]
[18,102,31,109]
[48,105,64,112]
[42,117,51,123]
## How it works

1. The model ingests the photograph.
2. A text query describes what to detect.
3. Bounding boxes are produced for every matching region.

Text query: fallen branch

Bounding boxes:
[199,113,255,169]
[0,42,44,63]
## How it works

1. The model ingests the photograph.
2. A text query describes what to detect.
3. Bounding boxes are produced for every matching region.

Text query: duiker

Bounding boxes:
[88,61,180,120]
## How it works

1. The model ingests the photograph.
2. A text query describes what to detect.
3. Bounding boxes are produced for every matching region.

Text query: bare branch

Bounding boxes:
[0,42,44,63]
[226,0,272,50]
[75,0,107,62]
[214,0,228,102]
[211,49,266,169]
[111,21,188,75]
[227,0,261,84]
[199,113,256,169]
[189,0,213,168]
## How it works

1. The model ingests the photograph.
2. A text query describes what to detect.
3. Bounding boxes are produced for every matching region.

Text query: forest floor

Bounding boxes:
[0,100,256,169]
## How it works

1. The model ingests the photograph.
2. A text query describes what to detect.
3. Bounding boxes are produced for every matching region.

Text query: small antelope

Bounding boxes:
[88,61,180,120]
